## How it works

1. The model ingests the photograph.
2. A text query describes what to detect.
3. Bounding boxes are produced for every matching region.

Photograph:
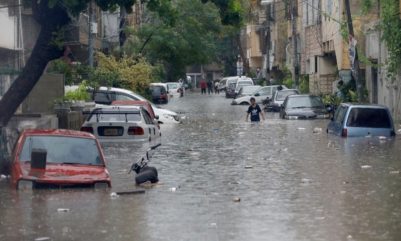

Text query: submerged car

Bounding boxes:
[267,89,300,112]
[90,87,180,124]
[166,82,182,97]
[327,103,396,137]
[10,129,111,189]
[81,106,161,145]
[150,84,169,104]
[232,85,287,105]
[279,95,330,119]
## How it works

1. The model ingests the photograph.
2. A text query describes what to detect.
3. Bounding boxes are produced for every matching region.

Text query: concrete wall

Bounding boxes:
[22,73,64,114]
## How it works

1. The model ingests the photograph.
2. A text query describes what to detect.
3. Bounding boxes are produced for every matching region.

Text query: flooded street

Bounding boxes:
[1,93,401,241]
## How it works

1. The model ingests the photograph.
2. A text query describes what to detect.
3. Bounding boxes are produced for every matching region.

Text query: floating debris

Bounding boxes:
[301,178,312,183]
[313,127,322,133]
[233,197,241,202]
[169,187,178,192]
[389,170,400,175]
[244,165,253,169]
[378,136,387,140]
[297,127,306,131]
[35,237,51,241]
[361,165,372,169]
[57,208,70,213]
[110,192,119,198]
[116,190,145,195]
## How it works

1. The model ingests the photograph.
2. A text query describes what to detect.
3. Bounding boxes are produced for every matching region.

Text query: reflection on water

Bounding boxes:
[1,93,401,241]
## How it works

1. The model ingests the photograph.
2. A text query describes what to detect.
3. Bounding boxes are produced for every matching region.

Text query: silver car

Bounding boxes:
[327,103,396,137]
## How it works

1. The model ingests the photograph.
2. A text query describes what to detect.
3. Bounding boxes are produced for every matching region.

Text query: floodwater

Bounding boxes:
[1,93,401,241]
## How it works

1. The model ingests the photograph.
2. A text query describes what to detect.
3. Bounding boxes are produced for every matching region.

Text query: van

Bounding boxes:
[327,103,396,137]
[234,77,254,96]
[222,76,253,98]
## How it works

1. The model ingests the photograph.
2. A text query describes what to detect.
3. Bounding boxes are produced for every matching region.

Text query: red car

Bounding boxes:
[10,129,111,189]
[111,100,157,119]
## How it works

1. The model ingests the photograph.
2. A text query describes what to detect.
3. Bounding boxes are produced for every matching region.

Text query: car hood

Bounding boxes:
[234,96,251,102]
[19,163,110,183]
[153,106,177,116]
[286,108,328,117]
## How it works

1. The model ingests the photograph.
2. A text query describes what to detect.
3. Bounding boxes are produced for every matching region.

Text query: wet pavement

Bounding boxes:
[1,92,401,241]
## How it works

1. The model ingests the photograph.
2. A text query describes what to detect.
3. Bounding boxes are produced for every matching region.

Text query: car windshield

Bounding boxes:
[167,83,179,89]
[19,136,102,165]
[286,96,324,109]
[346,108,392,128]
[277,90,299,101]
[151,86,166,94]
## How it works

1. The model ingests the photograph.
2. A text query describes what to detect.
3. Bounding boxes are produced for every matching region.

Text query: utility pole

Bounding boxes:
[265,3,271,86]
[291,0,299,88]
[88,0,95,67]
[344,0,363,102]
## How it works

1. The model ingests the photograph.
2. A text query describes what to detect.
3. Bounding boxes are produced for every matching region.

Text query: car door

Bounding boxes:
[255,87,271,103]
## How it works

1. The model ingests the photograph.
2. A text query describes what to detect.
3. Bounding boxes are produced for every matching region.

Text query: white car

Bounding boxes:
[232,85,288,105]
[81,106,161,146]
[91,87,180,124]
[234,77,254,96]
[166,82,182,97]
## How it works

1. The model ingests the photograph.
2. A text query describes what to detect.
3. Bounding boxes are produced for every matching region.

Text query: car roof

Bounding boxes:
[340,103,389,109]
[287,94,318,98]
[278,89,298,92]
[22,129,96,139]
[98,86,134,95]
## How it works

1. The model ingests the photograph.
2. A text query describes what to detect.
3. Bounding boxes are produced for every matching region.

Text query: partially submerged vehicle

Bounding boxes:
[10,129,111,190]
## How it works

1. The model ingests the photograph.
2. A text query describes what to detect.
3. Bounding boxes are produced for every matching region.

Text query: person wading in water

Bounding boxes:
[245,97,265,122]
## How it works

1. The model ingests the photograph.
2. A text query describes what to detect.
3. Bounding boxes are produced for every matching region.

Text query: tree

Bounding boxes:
[0,0,166,127]
[0,0,245,127]
[126,0,223,81]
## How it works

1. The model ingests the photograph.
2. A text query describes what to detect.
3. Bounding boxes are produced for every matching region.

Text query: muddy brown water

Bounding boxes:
[1,93,401,241]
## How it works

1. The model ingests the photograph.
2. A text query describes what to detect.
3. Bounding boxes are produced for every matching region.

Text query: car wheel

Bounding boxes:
[240,102,249,105]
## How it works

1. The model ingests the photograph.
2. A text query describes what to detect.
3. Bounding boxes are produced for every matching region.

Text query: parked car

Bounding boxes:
[150,84,169,104]
[221,76,239,93]
[90,87,180,124]
[10,129,111,190]
[266,89,300,112]
[327,103,396,137]
[81,106,161,145]
[279,95,330,119]
[234,77,254,96]
[166,82,182,96]
[225,82,237,98]
[112,100,157,120]
[237,85,262,97]
[232,85,287,105]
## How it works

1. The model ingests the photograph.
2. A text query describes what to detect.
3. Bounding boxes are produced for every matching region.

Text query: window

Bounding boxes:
[94,91,113,104]
[346,108,392,128]
[142,110,154,125]
[334,106,348,123]
[19,136,102,165]
[89,113,141,122]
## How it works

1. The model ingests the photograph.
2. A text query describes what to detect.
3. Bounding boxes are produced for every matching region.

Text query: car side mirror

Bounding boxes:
[254,93,260,97]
